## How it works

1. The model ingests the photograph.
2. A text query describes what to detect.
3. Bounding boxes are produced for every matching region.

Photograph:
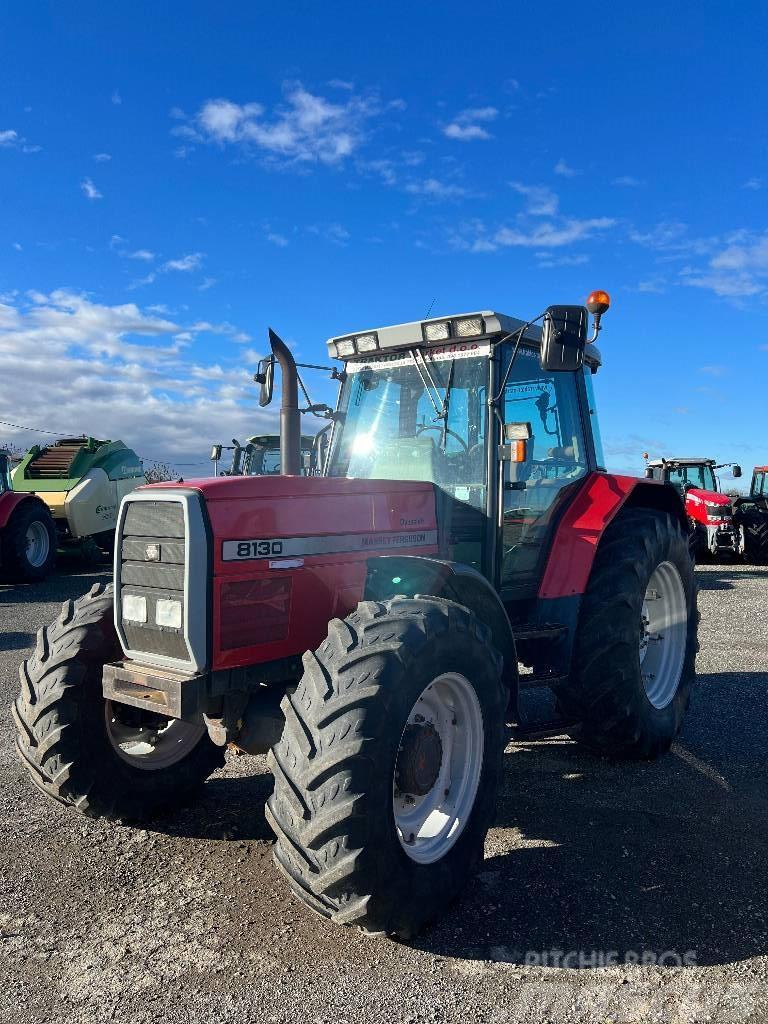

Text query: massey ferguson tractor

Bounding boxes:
[14,292,699,939]
[0,449,57,581]
[734,465,768,562]
[644,455,743,560]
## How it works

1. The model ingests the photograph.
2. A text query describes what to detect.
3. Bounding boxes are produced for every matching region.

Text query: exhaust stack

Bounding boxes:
[268,328,301,476]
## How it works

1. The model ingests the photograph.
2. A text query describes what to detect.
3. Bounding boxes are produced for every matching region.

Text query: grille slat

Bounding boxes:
[121,563,185,590]
[123,501,185,538]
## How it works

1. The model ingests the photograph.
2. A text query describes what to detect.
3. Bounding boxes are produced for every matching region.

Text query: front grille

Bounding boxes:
[119,500,189,663]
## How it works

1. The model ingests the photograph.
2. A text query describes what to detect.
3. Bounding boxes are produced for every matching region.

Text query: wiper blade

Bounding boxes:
[409,348,444,420]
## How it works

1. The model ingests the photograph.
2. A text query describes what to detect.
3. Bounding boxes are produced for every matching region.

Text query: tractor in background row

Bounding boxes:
[734,465,768,562]
[0,448,57,581]
[15,292,698,939]
[209,433,320,477]
[12,436,144,556]
[644,455,743,561]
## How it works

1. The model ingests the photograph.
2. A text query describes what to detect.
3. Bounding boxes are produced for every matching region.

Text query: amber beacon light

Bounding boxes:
[586,289,611,341]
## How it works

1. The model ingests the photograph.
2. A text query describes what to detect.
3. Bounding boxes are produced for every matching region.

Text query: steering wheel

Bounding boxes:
[415,424,469,452]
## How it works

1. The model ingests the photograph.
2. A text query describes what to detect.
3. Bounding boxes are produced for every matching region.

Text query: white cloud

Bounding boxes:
[743,177,763,190]
[307,223,350,245]
[451,216,615,253]
[680,230,768,299]
[12,242,22,252]
[178,83,377,166]
[0,128,40,153]
[510,182,559,216]
[128,249,155,262]
[81,177,103,200]
[699,365,727,377]
[405,178,467,200]
[162,252,204,272]
[198,277,217,291]
[554,158,579,177]
[0,290,267,464]
[612,175,644,187]
[111,90,122,105]
[267,232,289,247]
[442,106,498,142]
[94,152,112,162]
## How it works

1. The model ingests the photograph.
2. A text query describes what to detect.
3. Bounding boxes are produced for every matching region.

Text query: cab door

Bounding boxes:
[498,345,595,596]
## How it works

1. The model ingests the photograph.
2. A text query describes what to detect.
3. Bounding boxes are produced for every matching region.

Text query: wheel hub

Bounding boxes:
[396,723,443,796]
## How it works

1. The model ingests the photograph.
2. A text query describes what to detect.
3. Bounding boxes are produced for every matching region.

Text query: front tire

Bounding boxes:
[1,500,57,582]
[13,583,224,820]
[266,596,506,937]
[560,508,697,759]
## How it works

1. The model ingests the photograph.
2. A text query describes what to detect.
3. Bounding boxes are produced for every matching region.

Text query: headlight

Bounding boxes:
[122,594,147,623]
[336,338,356,357]
[156,598,183,628]
[454,316,484,337]
[423,320,451,341]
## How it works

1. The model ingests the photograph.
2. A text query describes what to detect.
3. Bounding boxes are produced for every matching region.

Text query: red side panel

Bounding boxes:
[538,473,647,599]
[197,476,439,671]
[0,492,39,530]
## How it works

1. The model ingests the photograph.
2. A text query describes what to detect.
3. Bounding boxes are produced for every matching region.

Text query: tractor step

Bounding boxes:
[518,673,567,690]
[510,718,580,741]
[512,622,568,642]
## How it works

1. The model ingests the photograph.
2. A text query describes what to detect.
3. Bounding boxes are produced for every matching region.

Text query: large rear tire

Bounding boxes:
[13,583,224,820]
[741,513,768,564]
[1,499,57,582]
[266,596,506,937]
[559,508,697,759]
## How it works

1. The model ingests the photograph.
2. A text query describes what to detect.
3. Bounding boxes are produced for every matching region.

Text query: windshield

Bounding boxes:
[329,347,488,509]
[668,463,717,493]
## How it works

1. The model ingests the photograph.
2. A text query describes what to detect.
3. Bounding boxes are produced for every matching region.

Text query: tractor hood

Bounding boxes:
[685,488,731,508]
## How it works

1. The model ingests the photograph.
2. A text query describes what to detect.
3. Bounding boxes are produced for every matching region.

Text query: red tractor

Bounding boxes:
[0,449,57,581]
[644,455,743,560]
[14,293,698,938]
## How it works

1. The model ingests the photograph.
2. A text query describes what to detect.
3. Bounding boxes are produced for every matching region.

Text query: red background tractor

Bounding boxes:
[0,449,57,581]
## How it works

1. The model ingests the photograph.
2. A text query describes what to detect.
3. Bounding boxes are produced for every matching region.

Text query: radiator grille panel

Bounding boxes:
[119,499,189,663]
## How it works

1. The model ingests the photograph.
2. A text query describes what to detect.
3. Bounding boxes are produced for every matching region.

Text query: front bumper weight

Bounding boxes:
[102,660,207,719]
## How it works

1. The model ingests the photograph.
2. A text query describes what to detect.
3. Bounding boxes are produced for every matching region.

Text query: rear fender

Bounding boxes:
[539,473,687,601]
[364,554,518,696]
[0,492,48,531]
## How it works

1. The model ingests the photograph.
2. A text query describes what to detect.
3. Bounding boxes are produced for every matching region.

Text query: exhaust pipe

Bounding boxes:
[268,328,301,476]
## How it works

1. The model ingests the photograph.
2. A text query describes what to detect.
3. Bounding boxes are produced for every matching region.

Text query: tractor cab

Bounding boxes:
[644,456,742,559]
[324,308,605,596]
[210,434,317,477]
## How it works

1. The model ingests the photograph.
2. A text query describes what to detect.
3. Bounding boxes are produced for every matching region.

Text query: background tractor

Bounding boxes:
[734,466,768,562]
[15,292,698,939]
[0,448,57,581]
[209,433,319,476]
[12,436,144,556]
[644,455,742,560]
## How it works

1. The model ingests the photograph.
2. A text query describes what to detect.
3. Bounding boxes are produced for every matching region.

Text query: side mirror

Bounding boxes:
[540,305,588,372]
[210,444,222,462]
[254,355,275,407]
[733,465,742,478]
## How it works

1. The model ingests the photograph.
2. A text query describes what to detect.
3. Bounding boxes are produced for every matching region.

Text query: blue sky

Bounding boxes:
[1,2,766,480]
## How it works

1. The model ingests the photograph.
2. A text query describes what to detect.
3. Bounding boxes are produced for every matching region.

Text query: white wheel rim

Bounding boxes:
[105,702,206,771]
[25,521,50,568]
[393,672,484,865]
[639,561,688,710]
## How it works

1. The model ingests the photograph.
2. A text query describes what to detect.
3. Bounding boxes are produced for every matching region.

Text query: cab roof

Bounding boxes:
[647,457,715,468]
[327,309,602,368]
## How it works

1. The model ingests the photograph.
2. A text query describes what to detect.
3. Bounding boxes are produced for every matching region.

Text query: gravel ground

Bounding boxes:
[1,560,767,1023]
